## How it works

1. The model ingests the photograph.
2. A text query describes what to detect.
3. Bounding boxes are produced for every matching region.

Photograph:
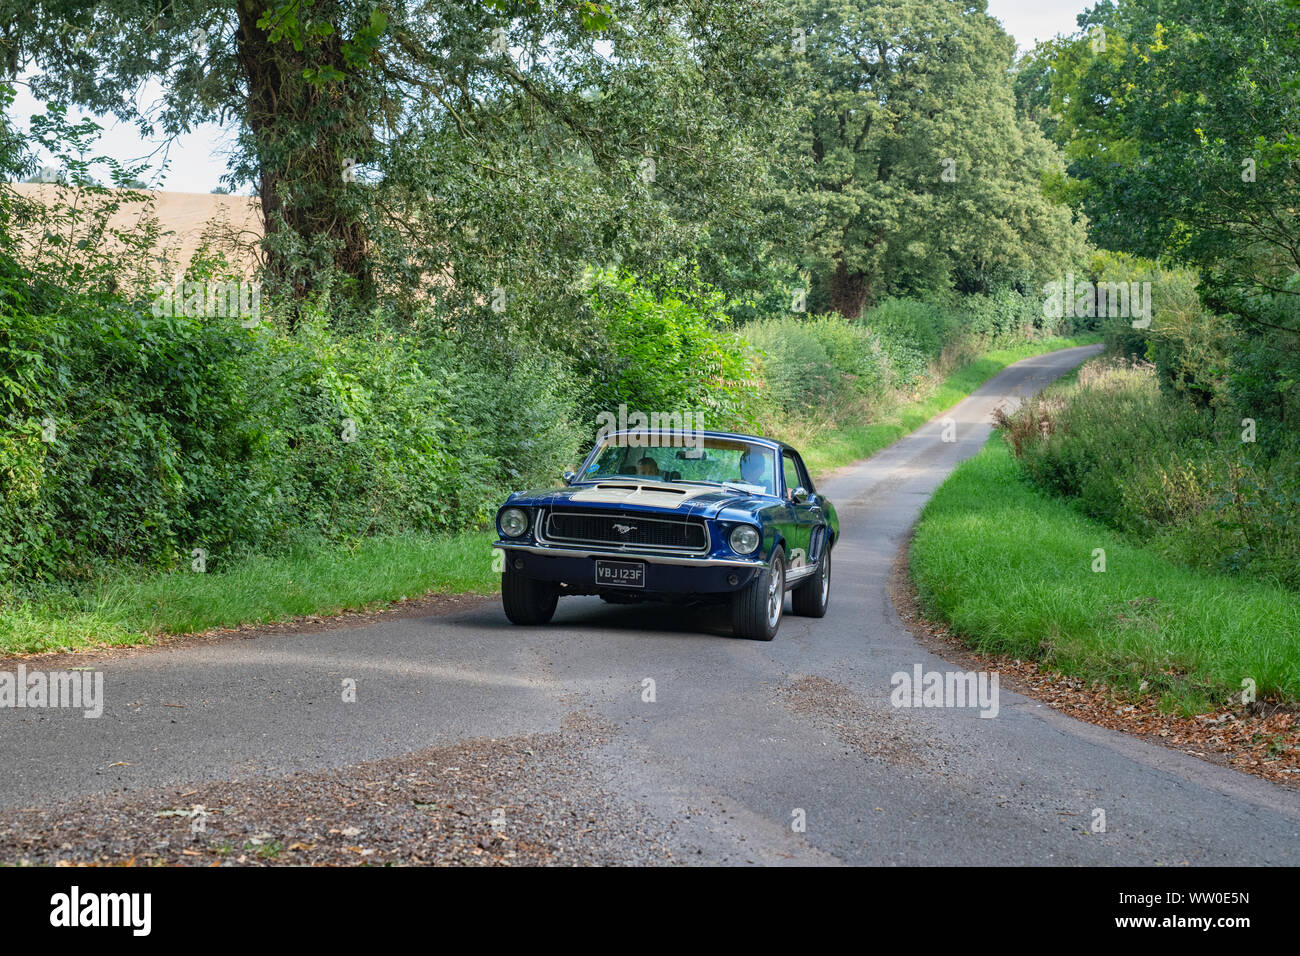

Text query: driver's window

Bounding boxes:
[782,451,800,499]
[794,454,811,493]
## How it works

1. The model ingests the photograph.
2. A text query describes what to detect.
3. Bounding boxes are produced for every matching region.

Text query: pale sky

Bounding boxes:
[8,0,1093,195]
[987,0,1093,49]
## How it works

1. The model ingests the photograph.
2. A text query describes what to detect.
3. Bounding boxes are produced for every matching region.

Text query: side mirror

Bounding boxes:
[791,486,809,504]
[562,470,576,485]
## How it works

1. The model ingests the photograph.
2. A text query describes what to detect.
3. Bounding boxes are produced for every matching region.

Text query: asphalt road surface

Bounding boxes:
[4,344,1298,864]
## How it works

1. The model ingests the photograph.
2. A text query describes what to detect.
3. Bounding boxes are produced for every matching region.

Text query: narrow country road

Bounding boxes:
[4,344,1298,865]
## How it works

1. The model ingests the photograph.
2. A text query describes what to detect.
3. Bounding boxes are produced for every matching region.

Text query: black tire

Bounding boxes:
[501,566,558,625]
[791,545,831,618]
[731,546,784,641]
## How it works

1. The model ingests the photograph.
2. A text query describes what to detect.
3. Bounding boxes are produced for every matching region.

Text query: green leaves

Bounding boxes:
[258,2,338,52]
[301,65,345,84]
[576,2,612,31]
[585,270,761,431]
[1031,0,1299,456]
[341,8,386,71]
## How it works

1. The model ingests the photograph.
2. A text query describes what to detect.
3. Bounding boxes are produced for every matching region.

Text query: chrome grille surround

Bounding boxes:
[538,508,710,555]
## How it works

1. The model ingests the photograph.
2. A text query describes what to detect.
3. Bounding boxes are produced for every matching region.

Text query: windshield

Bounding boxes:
[580,436,778,496]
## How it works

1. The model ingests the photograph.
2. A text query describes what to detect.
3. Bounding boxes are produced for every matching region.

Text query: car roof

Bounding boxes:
[597,429,790,452]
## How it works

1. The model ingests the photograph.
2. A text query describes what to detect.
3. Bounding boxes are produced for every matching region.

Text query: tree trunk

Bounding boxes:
[236,0,375,320]
[829,259,869,319]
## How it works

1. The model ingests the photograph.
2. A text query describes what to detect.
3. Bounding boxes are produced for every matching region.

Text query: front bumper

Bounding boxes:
[494,541,764,593]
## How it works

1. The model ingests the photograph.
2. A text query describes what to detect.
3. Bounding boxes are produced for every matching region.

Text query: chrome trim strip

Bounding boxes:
[574,431,784,490]
[540,509,710,555]
[494,541,764,569]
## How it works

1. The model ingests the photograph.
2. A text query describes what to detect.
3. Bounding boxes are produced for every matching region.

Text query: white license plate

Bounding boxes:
[595,560,645,588]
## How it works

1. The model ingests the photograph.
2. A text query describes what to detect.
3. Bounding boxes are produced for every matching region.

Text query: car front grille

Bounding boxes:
[542,510,709,553]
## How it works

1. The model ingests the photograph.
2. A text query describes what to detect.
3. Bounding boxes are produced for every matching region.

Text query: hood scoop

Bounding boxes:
[570,482,712,509]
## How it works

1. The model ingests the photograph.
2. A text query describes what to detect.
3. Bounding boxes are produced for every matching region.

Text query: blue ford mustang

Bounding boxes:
[493,430,838,641]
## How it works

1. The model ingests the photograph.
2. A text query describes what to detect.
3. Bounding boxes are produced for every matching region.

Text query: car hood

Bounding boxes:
[504,480,768,519]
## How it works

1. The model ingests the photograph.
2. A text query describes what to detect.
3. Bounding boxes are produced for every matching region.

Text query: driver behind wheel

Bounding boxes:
[739,449,774,494]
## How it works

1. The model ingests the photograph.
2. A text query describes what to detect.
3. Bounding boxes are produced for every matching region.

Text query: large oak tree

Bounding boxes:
[1,0,796,330]
[776,0,1086,318]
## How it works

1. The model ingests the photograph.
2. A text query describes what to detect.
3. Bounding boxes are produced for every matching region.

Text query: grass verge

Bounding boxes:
[0,531,498,657]
[909,435,1300,713]
[0,334,1099,658]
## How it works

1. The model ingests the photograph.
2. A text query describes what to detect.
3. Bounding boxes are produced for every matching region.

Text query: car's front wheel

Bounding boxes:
[732,546,784,641]
[502,566,558,625]
[791,545,831,617]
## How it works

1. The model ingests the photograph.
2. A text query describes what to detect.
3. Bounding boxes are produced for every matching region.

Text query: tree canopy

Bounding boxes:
[2,1,799,332]
[771,0,1087,317]
[1024,0,1298,433]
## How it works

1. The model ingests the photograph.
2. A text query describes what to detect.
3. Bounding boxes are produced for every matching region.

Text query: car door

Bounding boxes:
[796,452,830,563]
[780,449,818,577]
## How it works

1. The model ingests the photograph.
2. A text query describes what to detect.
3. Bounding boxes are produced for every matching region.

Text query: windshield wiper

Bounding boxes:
[721,481,768,494]
[668,479,766,493]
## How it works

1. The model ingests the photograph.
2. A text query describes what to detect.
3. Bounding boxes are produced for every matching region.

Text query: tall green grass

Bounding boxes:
[910,436,1300,712]
[1003,359,1299,591]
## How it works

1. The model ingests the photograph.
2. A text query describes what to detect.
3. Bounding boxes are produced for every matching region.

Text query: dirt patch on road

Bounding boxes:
[891,533,1300,790]
[0,711,678,866]
[777,675,928,767]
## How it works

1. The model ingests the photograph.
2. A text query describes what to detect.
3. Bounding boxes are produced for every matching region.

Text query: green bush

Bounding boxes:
[2,279,274,580]
[800,314,890,395]
[1016,361,1214,526]
[743,295,1049,421]
[584,272,761,432]
[1002,359,1299,590]
[742,318,839,413]
[1225,287,1300,458]
[741,311,905,423]
[1086,250,1239,410]
[0,269,584,586]
[963,286,1051,341]
[861,297,959,362]
[434,338,585,495]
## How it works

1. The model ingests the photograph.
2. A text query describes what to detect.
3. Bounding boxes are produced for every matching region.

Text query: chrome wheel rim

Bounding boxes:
[767,557,784,629]
[821,551,831,605]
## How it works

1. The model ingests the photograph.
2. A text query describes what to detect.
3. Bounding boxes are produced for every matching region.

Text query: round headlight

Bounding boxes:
[500,507,529,538]
[729,524,760,554]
